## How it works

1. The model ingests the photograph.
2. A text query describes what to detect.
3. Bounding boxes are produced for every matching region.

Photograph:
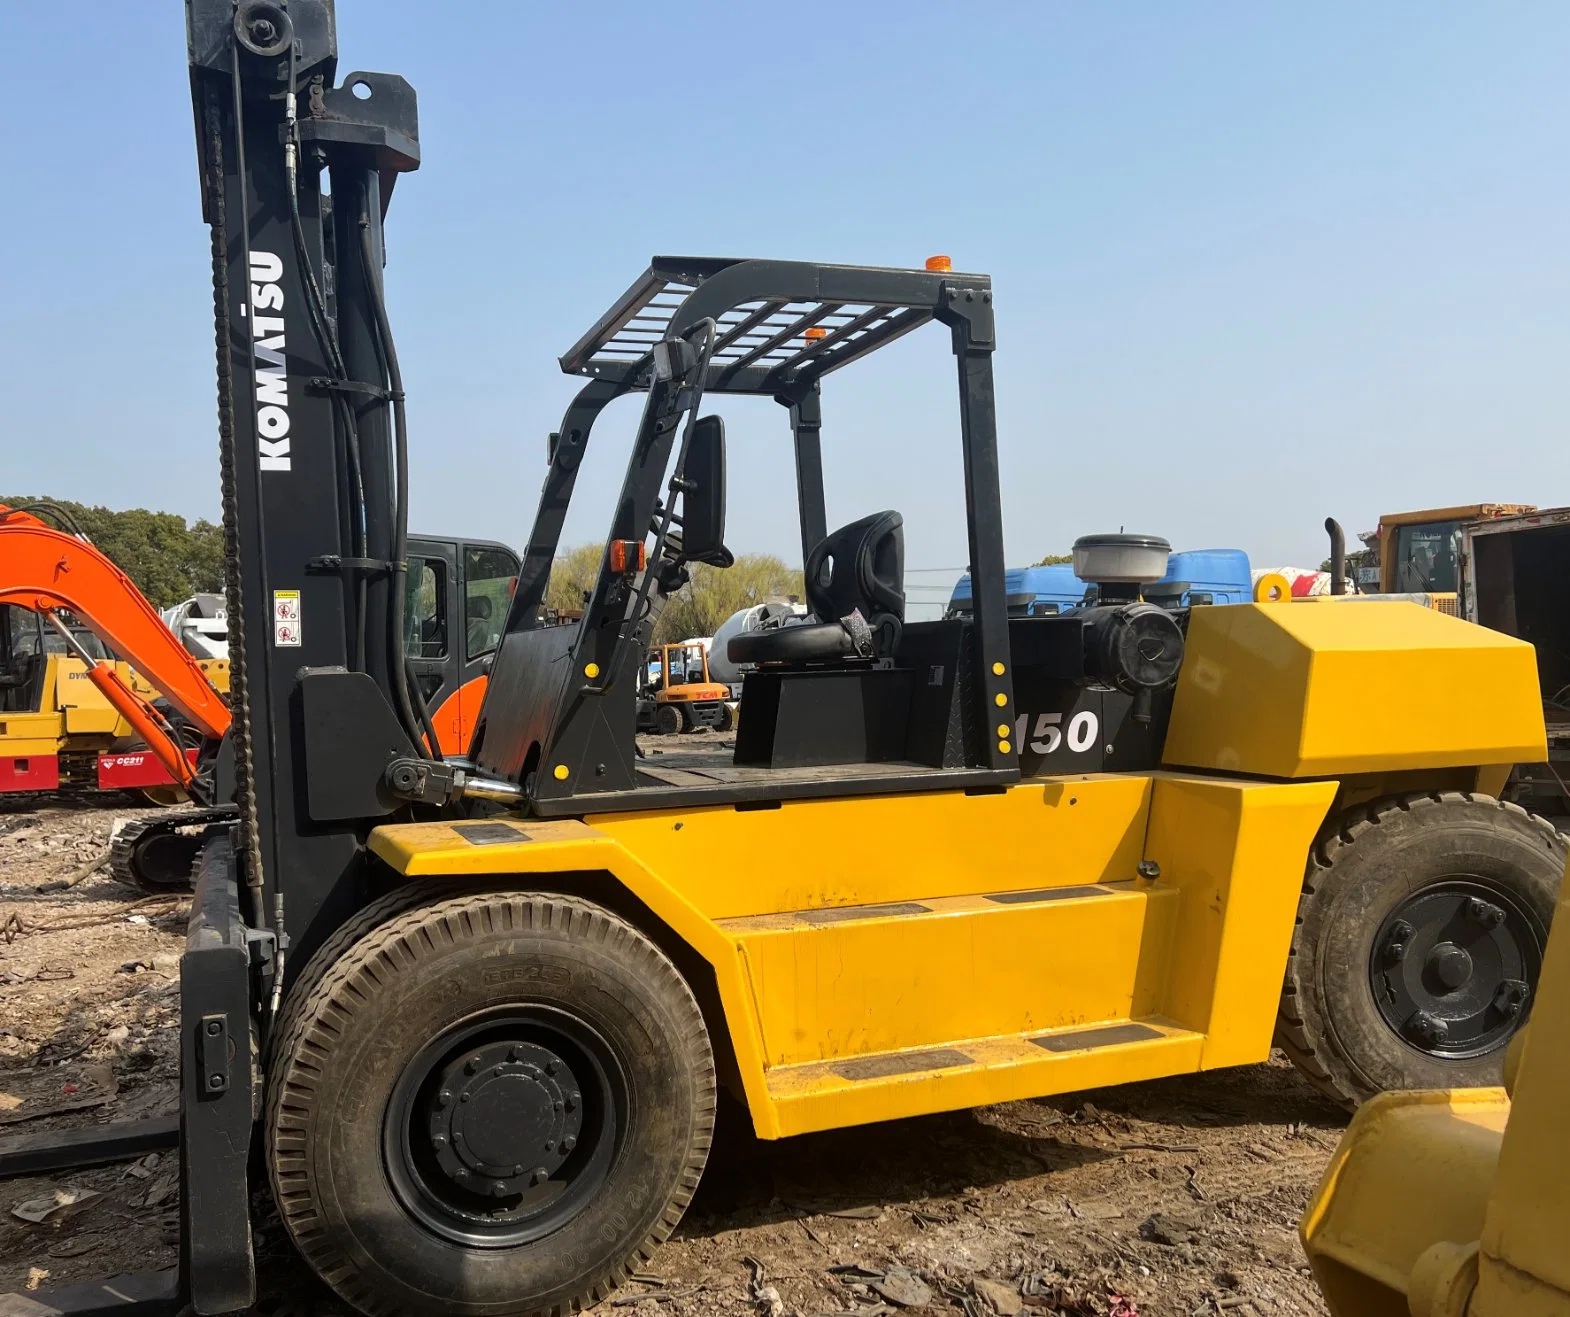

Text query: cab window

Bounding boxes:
[464,546,519,659]
[1392,521,1461,594]
[406,557,448,658]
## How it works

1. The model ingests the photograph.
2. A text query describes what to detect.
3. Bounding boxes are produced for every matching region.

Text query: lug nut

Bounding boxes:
[562,1135,577,1152]
[530,1167,550,1186]
[436,1089,452,1108]
[1383,919,1414,964]
[432,1133,448,1148]
[465,1055,482,1074]
[1407,1011,1450,1046]
[566,1091,580,1112]
[1493,979,1529,1015]
[508,1045,523,1061]
[492,1182,509,1198]
[1465,897,1505,929]
[546,1059,561,1076]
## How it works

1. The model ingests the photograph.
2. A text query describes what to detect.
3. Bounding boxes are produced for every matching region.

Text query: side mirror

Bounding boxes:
[681,415,730,567]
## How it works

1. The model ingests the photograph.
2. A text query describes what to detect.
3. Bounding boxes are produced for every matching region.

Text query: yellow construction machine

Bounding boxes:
[1303,857,1570,1316]
[637,639,735,734]
[1,604,230,800]
[1357,505,1535,610]
[2,10,1561,1314]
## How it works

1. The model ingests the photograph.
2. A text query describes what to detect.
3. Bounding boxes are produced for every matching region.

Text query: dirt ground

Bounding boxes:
[0,796,1342,1317]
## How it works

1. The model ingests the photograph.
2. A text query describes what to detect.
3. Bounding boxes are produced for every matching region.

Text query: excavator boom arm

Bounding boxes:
[0,506,232,742]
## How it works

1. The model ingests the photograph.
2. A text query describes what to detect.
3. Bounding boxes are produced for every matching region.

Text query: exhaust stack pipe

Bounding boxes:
[1325,517,1347,595]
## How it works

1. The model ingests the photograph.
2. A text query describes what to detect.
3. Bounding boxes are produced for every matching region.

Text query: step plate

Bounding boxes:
[767,1019,1202,1136]
[722,881,1179,1070]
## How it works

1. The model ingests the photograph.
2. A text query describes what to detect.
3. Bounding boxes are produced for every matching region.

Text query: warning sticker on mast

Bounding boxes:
[273,590,302,647]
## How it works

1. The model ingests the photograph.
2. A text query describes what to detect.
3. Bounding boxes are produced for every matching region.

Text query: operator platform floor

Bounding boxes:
[634,737,935,790]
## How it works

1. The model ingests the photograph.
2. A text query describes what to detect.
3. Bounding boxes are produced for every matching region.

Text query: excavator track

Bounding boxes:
[110,806,237,891]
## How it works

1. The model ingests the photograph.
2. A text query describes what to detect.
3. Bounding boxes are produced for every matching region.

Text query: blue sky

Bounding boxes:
[3,3,1567,610]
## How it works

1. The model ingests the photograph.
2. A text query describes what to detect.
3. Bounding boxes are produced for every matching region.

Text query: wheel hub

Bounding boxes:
[424,1041,583,1197]
[385,1007,624,1248]
[1425,942,1473,992]
[1371,879,1542,1060]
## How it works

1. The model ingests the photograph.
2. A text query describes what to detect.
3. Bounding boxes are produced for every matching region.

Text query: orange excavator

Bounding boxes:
[0,502,234,883]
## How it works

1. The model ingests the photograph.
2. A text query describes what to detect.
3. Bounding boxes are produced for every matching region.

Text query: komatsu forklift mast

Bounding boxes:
[188,0,430,970]
[0,6,440,1312]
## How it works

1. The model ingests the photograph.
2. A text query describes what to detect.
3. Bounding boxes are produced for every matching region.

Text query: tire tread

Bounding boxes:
[265,885,715,1317]
[1277,791,1565,1109]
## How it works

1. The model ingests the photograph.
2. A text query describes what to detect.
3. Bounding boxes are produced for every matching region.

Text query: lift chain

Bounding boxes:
[203,85,267,916]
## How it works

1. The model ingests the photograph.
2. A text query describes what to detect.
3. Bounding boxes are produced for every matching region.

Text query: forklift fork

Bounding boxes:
[0,838,257,1317]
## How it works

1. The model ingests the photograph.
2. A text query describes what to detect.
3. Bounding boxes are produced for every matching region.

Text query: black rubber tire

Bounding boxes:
[719,703,736,734]
[654,703,682,736]
[265,891,715,1317]
[1277,791,1565,1109]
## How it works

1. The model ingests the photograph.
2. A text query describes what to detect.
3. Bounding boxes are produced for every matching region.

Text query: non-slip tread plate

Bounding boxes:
[831,1048,974,1081]
[1029,1022,1165,1053]
[798,901,932,924]
[450,822,532,845]
[983,884,1111,904]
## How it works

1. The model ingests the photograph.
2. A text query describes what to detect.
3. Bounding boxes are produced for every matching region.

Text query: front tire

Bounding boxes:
[266,891,715,1317]
[654,703,682,736]
[1278,791,1564,1109]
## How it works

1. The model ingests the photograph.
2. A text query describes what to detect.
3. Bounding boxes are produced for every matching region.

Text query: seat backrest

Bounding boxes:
[805,511,905,628]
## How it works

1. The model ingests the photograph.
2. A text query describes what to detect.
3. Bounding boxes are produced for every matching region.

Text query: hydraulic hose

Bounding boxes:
[284,42,370,671]
[359,205,432,759]
[11,502,87,537]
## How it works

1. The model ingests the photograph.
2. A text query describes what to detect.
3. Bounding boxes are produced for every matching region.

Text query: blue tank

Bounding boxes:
[947,563,1088,618]
[1144,549,1254,607]
[949,548,1252,616]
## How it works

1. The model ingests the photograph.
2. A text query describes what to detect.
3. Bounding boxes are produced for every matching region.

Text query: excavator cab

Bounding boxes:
[401,535,520,755]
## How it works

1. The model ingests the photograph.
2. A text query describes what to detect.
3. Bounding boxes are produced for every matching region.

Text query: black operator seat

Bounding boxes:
[729,511,905,665]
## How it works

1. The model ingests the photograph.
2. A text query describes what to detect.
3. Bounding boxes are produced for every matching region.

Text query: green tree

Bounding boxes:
[3,496,226,609]
[543,543,604,617]
[1034,552,1073,566]
[653,554,804,644]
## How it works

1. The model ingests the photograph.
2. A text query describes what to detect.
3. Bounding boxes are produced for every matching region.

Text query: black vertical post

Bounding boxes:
[503,376,629,635]
[787,384,828,565]
[941,284,1016,773]
[218,60,362,962]
[189,0,421,969]
[329,165,397,689]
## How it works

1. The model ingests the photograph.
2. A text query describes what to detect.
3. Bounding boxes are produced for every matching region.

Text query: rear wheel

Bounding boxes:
[266,890,715,1317]
[1278,791,1564,1108]
[654,703,682,736]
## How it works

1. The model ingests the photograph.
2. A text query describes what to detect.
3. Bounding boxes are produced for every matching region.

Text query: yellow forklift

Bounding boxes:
[0,8,1558,1316]
[637,639,734,733]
